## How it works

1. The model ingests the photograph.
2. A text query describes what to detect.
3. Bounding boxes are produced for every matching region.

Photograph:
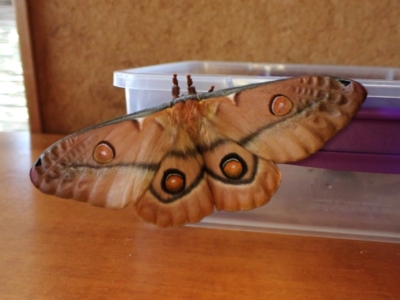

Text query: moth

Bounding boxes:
[30,75,367,227]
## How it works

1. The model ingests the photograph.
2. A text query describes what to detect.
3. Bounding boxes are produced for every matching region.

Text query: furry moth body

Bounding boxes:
[30,75,367,227]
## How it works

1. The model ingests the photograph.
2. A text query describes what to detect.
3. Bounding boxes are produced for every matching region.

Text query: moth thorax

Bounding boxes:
[171,100,202,139]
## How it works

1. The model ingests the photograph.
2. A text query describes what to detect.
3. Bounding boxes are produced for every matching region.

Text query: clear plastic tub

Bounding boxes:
[114,61,400,243]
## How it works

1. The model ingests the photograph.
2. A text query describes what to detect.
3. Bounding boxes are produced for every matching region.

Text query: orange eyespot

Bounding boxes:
[223,159,243,179]
[220,153,247,180]
[271,95,293,116]
[162,169,186,194]
[93,142,115,164]
[165,174,184,193]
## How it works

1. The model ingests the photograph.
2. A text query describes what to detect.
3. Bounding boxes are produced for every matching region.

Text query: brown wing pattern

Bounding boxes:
[199,135,281,212]
[202,76,366,163]
[30,75,367,227]
[30,113,174,209]
[134,127,282,226]
[134,126,215,227]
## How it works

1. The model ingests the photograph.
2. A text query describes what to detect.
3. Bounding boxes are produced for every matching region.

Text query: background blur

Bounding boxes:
[2,0,400,133]
[0,0,27,131]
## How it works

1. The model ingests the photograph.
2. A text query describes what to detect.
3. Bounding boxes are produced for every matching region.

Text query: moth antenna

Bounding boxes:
[172,74,180,99]
[208,85,215,93]
[173,73,178,86]
[187,74,197,95]
[186,74,193,87]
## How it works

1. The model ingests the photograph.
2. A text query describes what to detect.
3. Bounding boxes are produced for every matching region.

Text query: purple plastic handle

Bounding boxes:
[293,99,400,174]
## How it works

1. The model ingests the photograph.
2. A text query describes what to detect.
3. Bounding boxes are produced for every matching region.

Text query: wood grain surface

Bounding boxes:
[1,131,400,299]
[22,0,400,133]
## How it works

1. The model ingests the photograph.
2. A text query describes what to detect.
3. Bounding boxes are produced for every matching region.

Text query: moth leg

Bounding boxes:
[172,74,180,99]
[187,75,214,94]
[173,74,214,97]
[187,74,197,95]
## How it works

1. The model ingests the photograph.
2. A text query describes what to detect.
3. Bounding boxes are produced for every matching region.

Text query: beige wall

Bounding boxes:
[27,0,400,133]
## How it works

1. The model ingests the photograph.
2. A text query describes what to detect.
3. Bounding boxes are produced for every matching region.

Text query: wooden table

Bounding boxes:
[1,132,400,299]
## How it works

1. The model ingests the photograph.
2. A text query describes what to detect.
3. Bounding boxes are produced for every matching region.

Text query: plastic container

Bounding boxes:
[114,61,400,243]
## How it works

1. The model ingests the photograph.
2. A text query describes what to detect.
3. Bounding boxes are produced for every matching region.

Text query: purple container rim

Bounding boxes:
[356,106,400,121]
[290,151,400,175]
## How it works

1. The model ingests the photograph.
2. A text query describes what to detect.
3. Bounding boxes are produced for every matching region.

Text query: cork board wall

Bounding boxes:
[26,0,400,133]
